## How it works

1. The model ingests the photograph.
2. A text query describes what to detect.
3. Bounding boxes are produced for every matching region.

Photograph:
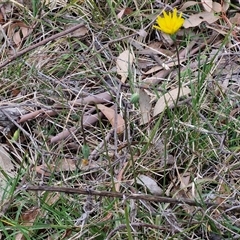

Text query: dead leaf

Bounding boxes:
[16,207,40,240]
[230,13,240,26]
[180,173,191,190]
[144,66,162,75]
[221,0,229,12]
[180,1,199,11]
[35,164,53,176]
[11,88,21,97]
[201,0,213,12]
[21,207,40,226]
[69,25,88,37]
[230,107,240,117]
[50,111,103,144]
[139,89,151,125]
[137,175,163,195]
[35,158,77,176]
[0,6,6,24]
[144,69,171,85]
[184,11,220,28]
[117,7,133,19]
[212,2,222,12]
[153,87,191,117]
[154,138,175,167]
[0,145,17,201]
[116,50,134,83]
[70,92,112,105]
[137,58,154,70]
[50,127,76,144]
[97,104,125,134]
[16,192,59,240]
[171,172,196,214]
[55,158,77,172]
[115,162,128,192]
[7,21,32,47]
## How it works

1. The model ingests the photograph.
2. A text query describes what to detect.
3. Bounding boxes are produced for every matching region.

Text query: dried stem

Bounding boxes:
[22,185,240,213]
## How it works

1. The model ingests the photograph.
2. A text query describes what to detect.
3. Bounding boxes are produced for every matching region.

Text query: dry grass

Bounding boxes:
[0,0,240,239]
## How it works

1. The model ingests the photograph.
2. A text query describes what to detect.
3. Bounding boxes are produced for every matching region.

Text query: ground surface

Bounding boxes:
[0,0,240,239]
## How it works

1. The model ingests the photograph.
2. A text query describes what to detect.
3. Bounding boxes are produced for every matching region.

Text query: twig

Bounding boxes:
[0,23,85,70]
[22,185,240,213]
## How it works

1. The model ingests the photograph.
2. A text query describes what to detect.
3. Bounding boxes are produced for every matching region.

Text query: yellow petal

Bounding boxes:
[153,8,185,35]
[153,25,162,31]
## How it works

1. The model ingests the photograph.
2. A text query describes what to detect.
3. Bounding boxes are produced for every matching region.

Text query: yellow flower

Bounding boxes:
[153,8,184,35]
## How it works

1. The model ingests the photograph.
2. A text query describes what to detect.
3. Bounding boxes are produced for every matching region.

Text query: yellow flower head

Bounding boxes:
[153,8,184,35]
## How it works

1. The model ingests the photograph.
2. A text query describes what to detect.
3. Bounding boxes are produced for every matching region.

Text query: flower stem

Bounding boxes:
[174,40,181,107]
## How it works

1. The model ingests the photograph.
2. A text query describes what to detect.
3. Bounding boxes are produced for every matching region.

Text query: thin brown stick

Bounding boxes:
[0,23,85,70]
[23,185,240,213]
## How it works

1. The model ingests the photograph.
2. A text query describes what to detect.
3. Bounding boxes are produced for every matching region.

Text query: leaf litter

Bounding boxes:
[0,0,240,239]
